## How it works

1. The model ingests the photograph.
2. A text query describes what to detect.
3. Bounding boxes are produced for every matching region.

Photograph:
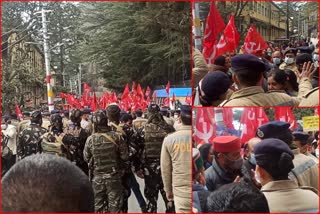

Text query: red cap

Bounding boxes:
[213,136,240,153]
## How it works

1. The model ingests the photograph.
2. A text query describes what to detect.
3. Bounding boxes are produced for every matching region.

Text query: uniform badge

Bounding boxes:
[257,129,264,138]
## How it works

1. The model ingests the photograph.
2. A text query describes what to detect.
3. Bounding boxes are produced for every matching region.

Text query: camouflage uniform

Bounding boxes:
[62,124,89,175]
[142,108,175,213]
[17,123,47,160]
[41,127,70,159]
[84,128,128,212]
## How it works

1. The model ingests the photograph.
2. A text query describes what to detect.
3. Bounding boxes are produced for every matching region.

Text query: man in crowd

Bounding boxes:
[83,110,128,212]
[279,48,299,73]
[17,110,47,160]
[62,108,89,175]
[2,154,94,212]
[219,55,315,106]
[2,116,17,175]
[142,104,175,212]
[205,136,243,191]
[292,131,319,164]
[256,121,318,191]
[254,138,318,212]
[161,105,192,212]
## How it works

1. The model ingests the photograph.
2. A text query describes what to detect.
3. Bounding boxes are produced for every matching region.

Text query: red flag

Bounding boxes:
[165,81,170,94]
[91,92,98,111]
[171,93,176,105]
[59,92,67,99]
[274,107,297,131]
[15,104,23,120]
[83,82,91,93]
[240,108,269,145]
[216,15,240,56]
[315,108,318,116]
[194,108,216,145]
[136,84,144,98]
[132,81,136,92]
[242,24,268,55]
[223,108,234,130]
[185,93,192,105]
[163,97,170,107]
[145,86,151,97]
[122,84,130,100]
[202,2,225,64]
[152,92,157,101]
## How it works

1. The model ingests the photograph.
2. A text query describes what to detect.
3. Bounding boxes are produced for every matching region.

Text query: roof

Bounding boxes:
[153,88,191,97]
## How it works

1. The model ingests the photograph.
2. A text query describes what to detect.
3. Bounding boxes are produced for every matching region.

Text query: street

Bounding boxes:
[128,175,166,213]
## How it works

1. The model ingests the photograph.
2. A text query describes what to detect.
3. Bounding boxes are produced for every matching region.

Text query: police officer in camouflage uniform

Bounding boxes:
[41,114,70,159]
[83,110,128,212]
[107,104,131,212]
[62,108,89,175]
[142,104,175,213]
[17,110,47,160]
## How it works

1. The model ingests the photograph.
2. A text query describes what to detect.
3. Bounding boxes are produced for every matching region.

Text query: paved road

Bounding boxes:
[128,175,166,213]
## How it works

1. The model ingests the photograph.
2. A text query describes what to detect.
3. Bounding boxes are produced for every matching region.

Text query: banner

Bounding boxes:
[302,115,319,132]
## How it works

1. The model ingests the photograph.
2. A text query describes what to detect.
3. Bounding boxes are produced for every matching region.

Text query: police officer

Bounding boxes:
[160,107,174,126]
[142,104,175,212]
[83,110,128,212]
[279,48,299,74]
[205,136,244,191]
[17,110,47,160]
[161,105,192,212]
[256,121,318,191]
[81,108,93,135]
[106,104,131,212]
[62,108,89,175]
[132,109,147,131]
[292,131,318,164]
[219,54,314,106]
[41,114,70,158]
[254,138,319,212]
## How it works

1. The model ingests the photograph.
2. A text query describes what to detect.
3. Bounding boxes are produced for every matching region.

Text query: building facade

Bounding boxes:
[2,32,47,109]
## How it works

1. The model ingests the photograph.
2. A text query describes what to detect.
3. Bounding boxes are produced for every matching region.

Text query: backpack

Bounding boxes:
[144,123,168,159]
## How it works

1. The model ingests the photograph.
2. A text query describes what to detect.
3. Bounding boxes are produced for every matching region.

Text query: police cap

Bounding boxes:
[292,131,309,145]
[254,138,294,177]
[180,105,191,117]
[201,71,231,100]
[284,48,297,56]
[231,54,266,73]
[256,121,291,139]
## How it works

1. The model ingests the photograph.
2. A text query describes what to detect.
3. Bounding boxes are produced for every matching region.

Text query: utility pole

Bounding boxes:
[78,64,82,96]
[39,9,54,112]
[286,2,290,39]
[193,2,202,51]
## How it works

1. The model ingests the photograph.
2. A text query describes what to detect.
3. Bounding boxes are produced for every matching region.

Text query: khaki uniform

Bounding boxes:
[306,152,319,165]
[279,62,299,74]
[63,118,72,128]
[261,180,319,212]
[163,116,175,126]
[220,77,313,106]
[289,149,318,191]
[132,117,147,131]
[219,86,301,106]
[193,48,209,88]
[161,125,191,213]
[299,87,319,106]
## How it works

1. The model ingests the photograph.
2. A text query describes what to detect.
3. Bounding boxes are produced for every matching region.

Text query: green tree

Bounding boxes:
[76,2,190,91]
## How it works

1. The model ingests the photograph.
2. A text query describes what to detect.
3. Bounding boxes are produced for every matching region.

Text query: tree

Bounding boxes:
[76,2,190,91]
